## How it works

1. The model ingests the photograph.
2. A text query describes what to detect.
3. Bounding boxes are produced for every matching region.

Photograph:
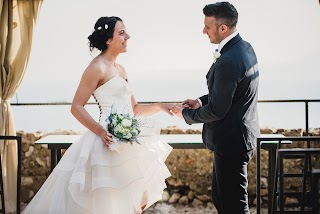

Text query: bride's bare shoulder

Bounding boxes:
[85,58,112,76]
[90,57,111,70]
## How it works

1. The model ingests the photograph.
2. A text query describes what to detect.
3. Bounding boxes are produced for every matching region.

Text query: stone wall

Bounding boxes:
[18,127,320,207]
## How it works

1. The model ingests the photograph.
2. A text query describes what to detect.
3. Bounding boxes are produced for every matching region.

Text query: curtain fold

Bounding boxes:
[0,0,42,213]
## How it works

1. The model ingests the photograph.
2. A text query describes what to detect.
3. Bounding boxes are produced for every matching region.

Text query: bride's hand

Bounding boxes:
[160,103,175,116]
[171,105,184,118]
[97,128,113,146]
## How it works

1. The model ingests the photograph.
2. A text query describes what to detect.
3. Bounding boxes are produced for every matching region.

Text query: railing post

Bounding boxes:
[256,138,261,214]
[305,101,309,136]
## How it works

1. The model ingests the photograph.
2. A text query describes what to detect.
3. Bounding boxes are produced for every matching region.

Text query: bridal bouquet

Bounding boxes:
[106,112,141,145]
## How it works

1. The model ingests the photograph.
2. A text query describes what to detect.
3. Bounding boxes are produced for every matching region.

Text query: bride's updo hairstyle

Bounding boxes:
[88,16,122,52]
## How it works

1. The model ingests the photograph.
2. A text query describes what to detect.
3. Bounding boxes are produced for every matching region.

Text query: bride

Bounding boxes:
[22,16,174,214]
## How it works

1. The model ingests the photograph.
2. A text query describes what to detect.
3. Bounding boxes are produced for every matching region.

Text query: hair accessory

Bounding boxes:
[97,24,108,31]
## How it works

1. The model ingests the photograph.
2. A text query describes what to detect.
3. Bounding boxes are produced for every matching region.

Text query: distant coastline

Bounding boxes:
[12,103,320,133]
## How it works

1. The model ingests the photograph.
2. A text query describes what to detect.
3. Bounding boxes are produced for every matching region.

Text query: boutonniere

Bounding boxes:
[213,49,221,63]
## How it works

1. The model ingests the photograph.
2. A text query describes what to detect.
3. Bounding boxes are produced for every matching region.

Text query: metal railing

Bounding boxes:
[11,99,320,135]
[257,99,320,136]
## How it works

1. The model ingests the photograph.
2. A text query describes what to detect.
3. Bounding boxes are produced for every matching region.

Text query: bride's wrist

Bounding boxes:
[93,124,104,136]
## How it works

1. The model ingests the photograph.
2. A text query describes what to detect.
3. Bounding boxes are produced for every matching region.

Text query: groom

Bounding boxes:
[173,2,259,213]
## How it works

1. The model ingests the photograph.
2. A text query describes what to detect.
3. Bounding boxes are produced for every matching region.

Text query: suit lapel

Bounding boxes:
[206,61,216,79]
[206,34,242,83]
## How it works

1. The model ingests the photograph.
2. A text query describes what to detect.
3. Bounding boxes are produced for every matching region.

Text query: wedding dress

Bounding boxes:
[22,76,173,214]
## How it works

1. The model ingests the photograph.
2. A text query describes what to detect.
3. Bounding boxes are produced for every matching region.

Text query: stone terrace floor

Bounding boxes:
[144,203,267,214]
[22,203,268,213]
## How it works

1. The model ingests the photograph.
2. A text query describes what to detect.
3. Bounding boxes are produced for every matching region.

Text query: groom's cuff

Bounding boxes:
[196,98,202,107]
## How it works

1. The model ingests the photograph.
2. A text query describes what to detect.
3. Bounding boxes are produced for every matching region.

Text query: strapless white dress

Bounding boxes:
[22,76,173,214]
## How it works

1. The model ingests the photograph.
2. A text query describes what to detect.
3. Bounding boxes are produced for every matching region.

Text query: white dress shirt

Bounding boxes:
[217,30,238,52]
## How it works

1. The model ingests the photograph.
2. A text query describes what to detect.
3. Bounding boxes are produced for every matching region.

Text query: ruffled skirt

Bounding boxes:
[22,121,172,214]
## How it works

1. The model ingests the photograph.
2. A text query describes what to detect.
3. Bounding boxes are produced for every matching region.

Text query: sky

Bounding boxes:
[10,0,320,131]
[14,0,320,103]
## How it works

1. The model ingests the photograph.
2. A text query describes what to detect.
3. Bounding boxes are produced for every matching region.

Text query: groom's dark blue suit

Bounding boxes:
[182,34,259,214]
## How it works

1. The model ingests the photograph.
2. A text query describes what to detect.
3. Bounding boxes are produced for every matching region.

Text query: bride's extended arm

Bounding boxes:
[117,65,174,117]
[131,96,174,117]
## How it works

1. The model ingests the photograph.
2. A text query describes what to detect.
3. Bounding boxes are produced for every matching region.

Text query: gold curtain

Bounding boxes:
[0,0,42,212]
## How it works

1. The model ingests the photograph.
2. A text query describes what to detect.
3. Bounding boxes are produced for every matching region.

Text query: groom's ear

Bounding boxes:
[220,24,228,33]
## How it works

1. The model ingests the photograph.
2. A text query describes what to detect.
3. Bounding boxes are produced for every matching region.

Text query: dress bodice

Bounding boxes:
[93,76,134,125]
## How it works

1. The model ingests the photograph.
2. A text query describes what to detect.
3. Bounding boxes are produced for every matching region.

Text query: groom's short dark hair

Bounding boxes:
[203,2,238,28]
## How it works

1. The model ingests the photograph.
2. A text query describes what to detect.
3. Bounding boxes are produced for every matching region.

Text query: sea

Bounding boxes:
[10,84,320,134]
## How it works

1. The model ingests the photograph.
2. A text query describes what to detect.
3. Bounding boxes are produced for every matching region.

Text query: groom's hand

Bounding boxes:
[182,99,201,109]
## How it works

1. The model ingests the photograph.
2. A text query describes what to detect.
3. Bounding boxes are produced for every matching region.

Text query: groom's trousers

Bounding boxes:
[212,148,254,214]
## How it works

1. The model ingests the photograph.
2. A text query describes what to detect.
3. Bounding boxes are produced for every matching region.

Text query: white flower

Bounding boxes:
[213,50,221,63]
[97,24,108,31]
[121,118,132,127]
[123,132,132,139]
[106,110,141,144]
[114,125,124,133]
[130,129,139,137]
[214,51,221,59]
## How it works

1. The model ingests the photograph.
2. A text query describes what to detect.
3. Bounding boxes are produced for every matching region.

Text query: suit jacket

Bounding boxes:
[182,34,259,152]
